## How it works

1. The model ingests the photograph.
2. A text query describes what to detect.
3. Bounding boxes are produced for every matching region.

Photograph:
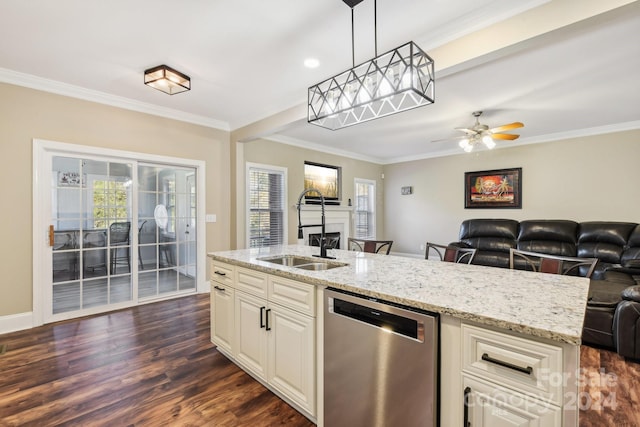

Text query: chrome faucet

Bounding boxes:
[296,188,335,259]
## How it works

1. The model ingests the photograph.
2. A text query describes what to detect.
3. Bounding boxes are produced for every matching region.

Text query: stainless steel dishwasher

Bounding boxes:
[324,288,439,427]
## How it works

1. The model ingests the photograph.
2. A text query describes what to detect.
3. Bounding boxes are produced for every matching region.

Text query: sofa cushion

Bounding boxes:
[587,276,629,307]
[577,222,637,263]
[622,224,640,267]
[471,251,511,269]
[458,219,518,252]
[517,220,578,256]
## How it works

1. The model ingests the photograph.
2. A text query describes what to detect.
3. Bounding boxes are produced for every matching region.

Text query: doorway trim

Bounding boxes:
[33,138,207,327]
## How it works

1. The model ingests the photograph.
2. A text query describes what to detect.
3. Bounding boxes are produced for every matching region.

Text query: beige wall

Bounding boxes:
[238,138,385,248]
[383,130,640,255]
[0,83,231,317]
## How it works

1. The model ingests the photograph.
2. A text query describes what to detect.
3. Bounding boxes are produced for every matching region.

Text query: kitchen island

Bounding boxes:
[208,245,589,426]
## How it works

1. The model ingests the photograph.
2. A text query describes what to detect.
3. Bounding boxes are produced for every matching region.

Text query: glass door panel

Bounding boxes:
[51,156,132,315]
[137,164,197,300]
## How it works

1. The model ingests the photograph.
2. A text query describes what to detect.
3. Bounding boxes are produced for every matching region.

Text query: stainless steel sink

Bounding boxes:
[257,255,347,270]
[295,262,338,271]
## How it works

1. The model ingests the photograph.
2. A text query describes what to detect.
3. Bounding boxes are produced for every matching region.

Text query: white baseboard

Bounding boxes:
[0,311,34,335]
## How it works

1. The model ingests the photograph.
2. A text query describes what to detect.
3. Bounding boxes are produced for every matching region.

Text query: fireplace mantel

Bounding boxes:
[296,205,352,249]
[297,205,353,212]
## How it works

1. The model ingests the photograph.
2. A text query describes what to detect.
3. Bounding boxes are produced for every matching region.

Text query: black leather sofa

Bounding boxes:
[452,219,640,360]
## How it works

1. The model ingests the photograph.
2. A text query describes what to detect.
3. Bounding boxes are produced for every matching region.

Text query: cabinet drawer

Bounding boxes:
[211,260,235,287]
[463,375,562,426]
[268,276,316,316]
[236,267,268,298]
[462,324,563,405]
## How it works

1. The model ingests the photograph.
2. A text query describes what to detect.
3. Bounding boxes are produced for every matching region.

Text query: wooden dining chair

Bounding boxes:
[347,238,393,255]
[509,248,599,278]
[425,242,476,264]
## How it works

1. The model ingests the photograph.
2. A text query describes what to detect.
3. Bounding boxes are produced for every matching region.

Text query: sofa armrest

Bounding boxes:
[613,297,640,360]
[622,285,640,303]
[606,265,640,277]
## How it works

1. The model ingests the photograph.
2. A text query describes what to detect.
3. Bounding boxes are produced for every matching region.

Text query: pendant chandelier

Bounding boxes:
[308,0,435,130]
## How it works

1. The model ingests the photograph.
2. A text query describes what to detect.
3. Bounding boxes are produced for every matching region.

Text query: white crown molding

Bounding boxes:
[266,120,640,166]
[265,134,385,164]
[384,120,640,165]
[417,0,551,51]
[0,68,230,131]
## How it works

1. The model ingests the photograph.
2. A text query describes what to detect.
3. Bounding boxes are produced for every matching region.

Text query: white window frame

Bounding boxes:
[354,177,376,239]
[245,162,288,248]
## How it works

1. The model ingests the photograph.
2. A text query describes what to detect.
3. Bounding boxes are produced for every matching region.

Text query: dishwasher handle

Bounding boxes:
[330,296,425,342]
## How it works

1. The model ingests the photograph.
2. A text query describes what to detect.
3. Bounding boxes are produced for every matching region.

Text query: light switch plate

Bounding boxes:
[205,214,217,223]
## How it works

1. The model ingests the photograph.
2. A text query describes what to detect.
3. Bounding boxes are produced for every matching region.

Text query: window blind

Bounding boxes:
[248,166,285,248]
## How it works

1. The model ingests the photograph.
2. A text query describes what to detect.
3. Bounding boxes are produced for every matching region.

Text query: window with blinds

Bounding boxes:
[354,178,376,239]
[247,164,287,248]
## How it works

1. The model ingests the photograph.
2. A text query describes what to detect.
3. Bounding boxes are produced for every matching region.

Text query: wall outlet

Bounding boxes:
[420,243,426,251]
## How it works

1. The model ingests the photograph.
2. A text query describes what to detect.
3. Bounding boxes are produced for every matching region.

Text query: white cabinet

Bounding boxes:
[268,303,315,414]
[461,323,577,427]
[235,290,269,378]
[464,375,562,426]
[210,260,235,354]
[208,259,317,419]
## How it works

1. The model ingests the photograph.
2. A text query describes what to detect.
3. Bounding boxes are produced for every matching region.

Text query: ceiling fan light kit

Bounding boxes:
[452,111,523,152]
[307,0,435,130]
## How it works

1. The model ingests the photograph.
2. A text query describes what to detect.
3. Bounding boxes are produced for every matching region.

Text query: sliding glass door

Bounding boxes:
[46,152,198,322]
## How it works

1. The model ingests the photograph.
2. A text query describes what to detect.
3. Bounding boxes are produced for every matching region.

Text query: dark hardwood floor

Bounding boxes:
[1,294,638,426]
[579,345,640,426]
[0,294,313,426]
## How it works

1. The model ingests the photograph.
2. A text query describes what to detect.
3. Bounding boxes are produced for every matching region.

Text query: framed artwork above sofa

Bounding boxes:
[465,167,522,209]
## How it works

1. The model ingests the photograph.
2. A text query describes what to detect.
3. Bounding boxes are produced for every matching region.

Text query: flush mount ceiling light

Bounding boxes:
[144,65,191,95]
[308,0,435,130]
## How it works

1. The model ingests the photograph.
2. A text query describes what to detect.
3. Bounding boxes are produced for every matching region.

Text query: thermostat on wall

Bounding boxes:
[401,186,413,195]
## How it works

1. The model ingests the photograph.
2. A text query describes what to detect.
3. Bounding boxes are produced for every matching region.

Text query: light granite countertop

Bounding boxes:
[208,245,590,345]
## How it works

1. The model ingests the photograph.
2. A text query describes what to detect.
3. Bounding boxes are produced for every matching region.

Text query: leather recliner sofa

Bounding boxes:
[453,219,640,360]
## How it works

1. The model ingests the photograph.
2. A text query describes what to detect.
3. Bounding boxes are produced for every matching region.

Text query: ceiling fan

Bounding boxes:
[434,111,524,152]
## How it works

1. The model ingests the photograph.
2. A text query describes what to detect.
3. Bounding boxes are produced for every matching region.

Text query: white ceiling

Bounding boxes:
[1,0,639,164]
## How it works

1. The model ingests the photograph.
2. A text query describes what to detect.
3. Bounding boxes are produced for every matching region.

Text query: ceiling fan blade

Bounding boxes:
[454,127,477,135]
[431,136,466,143]
[489,122,524,133]
[492,133,520,140]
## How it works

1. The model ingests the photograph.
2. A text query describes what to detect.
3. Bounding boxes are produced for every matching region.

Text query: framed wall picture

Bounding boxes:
[464,167,522,209]
[304,161,341,204]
